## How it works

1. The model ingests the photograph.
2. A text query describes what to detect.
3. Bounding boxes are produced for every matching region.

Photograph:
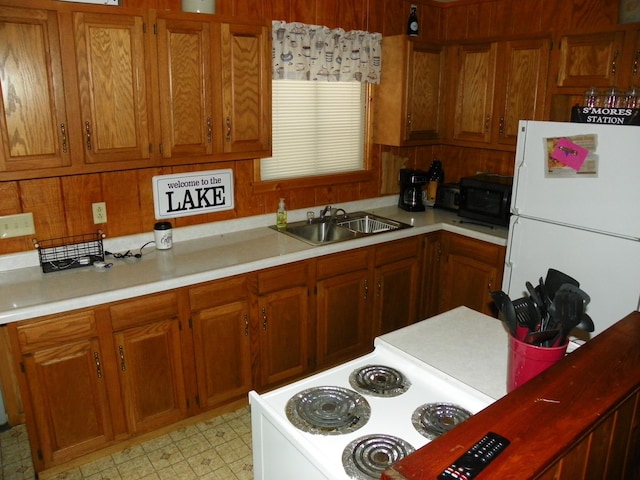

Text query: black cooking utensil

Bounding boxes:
[513,296,539,332]
[490,291,518,336]
[524,328,560,346]
[545,268,579,301]
[576,313,595,332]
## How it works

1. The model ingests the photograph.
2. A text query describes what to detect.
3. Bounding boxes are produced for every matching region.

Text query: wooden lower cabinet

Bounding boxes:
[9,311,115,471]
[256,262,311,388]
[438,232,505,316]
[189,275,252,410]
[316,249,372,369]
[374,237,421,336]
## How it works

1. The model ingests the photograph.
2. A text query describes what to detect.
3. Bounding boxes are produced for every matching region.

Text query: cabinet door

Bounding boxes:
[112,317,187,435]
[73,12,151,164]
[373,36,443,146]
[258,285,309,388]
[556,31,625,87]
[191,301,252,409]
[0,6,71,174]
[317,270,371,368]
[421,232,443,319]
[452,43,497,144]
[440,233,504,316]
[220,22,271,154]
[156,16,215,159]
[407,44,445,142]
[22,338,113,469]
[493,39,550,147]
[374,258,420,336]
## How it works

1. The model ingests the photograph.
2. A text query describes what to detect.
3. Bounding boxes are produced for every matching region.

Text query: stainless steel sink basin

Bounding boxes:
[272,211,412,245]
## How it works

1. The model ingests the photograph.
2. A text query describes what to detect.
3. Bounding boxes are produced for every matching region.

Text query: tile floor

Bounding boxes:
[0,406,253,480]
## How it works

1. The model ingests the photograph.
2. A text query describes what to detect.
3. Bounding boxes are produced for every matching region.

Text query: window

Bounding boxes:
[260,80,366,181]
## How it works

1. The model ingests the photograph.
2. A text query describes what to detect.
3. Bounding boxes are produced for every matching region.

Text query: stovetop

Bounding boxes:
[251,341,494,480]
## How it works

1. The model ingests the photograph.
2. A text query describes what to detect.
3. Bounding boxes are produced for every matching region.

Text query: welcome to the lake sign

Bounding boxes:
[152,169,234,219]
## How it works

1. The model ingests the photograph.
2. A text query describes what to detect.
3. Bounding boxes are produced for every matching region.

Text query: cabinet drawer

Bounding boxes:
[316,248,370,279]
[15,310,97,353]
[190,275,249,311]
[445,232,505,264]
[258,261,309,294]
[110,291,179,331]
[375,237,420,265]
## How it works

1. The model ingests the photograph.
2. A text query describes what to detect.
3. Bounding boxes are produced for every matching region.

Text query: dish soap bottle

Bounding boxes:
[407,5,419,37]
[276,198,287,230]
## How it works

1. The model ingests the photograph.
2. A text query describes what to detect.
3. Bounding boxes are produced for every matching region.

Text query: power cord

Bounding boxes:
[105,241,156,261]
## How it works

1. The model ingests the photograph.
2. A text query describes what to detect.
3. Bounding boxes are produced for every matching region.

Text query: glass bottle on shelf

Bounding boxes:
[624,86,638,108]
[583,87,599,107]
[407,5,419,37]
[604,88,621,108]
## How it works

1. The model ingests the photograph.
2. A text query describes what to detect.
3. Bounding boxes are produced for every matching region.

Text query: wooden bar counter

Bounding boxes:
[383,311,640,480]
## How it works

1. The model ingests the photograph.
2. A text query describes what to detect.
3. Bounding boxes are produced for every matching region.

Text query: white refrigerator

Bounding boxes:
[503,120,640,338]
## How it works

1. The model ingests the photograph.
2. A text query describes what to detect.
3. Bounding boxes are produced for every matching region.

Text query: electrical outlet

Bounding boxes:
[92,202,107,224]
[0,212,35,239]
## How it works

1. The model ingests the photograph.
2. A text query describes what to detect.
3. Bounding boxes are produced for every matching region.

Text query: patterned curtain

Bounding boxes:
[272,21,382,84]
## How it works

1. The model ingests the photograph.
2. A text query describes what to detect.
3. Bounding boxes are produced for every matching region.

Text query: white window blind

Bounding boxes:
[260,80,366,181]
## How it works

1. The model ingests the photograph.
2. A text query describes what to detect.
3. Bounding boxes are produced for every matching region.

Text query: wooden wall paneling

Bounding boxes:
[234,159,263,216]
[539,0,573,33]
[466,2,499,40]
[625,393,640,478]
[508,0,543,36]
[20,177,67,244]
[228,0,267,19]
[100,170,143,236]
[602,394,637,479]
[291,0,318,26]
[137,167,165,230]
[442,3,470,41]
[61,174,103,237]
[263,0,291,23]
[365,0,384,34]
[0,180,30,254]
[570,0,620,29]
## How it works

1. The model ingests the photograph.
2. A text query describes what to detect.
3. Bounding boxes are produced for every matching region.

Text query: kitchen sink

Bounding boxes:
[272,211,412,245]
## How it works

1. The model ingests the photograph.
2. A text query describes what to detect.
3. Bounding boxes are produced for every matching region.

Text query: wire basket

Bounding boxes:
[34,231,105,273]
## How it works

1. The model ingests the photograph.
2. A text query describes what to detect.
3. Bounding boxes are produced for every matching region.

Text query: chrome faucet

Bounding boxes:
[319,205,332,219]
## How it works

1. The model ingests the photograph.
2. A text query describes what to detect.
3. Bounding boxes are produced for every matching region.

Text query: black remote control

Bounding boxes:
[438,432,510,480]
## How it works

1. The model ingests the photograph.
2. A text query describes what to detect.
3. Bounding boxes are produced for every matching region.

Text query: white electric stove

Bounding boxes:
[249,337,495,480]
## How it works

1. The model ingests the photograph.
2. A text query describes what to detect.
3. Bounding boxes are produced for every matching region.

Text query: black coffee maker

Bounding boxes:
[398,168,428,211]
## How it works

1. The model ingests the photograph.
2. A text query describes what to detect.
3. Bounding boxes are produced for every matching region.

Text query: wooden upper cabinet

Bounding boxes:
[373,35,444,146]
[220,22,271,155]
[73,11,152,164]
[0,6,71,174]
[156,15,215,158]
[556,31,625,87]
[451,42,497,144]
[493,38,550,147]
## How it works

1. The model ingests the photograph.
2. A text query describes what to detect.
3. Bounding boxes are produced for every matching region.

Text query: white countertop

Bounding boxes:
[378,306,509,400]
[0,197,508,324]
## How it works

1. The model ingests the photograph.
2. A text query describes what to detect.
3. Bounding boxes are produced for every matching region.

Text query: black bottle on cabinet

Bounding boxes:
[407,5,419,37]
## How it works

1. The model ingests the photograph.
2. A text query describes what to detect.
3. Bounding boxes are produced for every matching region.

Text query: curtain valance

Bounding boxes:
[272,21,382,84]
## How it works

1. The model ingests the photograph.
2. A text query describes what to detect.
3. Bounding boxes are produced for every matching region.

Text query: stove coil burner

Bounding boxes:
[349,364,411,397]
[342,434,415,480]
[285,386,371,435]
[411,402,472,439]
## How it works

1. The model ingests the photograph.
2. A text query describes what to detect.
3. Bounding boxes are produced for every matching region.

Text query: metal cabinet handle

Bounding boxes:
[364,279,368,301]
[611,49,619,76]
[60,124,67,153]
[94,352,102,378]
[406,112,412,129]
[484,115,490,134]
[207,117,212,144]
[633,49,640,76]
[377,278,382,297]
[436,241,442,262]
[225,117,231,142]
[498,117,505,137]
[118,345,126,371]
[488,276,494,292]
[261,307,267,330]
[85,121,92,150]
[244,313,249,336]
